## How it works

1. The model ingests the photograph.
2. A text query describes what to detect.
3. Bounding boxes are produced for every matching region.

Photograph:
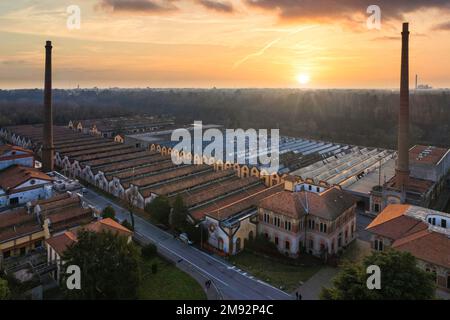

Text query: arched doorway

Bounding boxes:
[236,238,241,253]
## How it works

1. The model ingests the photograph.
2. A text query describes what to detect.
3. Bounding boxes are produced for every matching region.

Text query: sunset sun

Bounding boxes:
[296,73,311,85]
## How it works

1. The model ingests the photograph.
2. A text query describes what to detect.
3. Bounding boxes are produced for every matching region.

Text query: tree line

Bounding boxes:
[1,88,450,149]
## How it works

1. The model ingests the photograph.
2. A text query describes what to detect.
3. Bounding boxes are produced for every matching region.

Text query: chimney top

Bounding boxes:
[46,40,52,47]
[402,22,409,33]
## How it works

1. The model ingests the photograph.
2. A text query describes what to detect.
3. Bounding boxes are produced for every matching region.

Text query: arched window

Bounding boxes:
[218,237,224,251]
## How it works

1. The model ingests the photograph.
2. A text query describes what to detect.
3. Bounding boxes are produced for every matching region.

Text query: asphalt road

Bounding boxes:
[356,210,374,242]
[81,187,293,300]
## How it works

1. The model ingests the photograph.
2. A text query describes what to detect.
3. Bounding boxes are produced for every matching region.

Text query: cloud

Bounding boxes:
[245,0,450,23]
[99,0,178,14]
[197,0,234,13]
[432,21,450,30]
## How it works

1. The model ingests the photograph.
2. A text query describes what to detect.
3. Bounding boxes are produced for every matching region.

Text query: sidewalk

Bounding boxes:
[295,267,338,300]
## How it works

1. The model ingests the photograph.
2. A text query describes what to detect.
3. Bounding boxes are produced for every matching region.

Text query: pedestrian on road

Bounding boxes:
[295,291,299,300]
[298,293,302,300]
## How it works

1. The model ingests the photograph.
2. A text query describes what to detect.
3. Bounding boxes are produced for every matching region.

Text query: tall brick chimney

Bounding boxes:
[42,40,54,172]
[396,23,410,188]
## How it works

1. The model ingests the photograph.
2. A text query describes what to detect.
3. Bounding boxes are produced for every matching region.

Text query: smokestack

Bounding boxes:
[42,40,54,172]
[396,23,410,188]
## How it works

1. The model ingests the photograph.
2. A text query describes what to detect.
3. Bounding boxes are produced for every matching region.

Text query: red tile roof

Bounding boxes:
[0,208,43,243]
[259,186,356,220]
[46,218,132,256]
[366,204,450,268]
[0,165,53,192]
[392,230,450,268]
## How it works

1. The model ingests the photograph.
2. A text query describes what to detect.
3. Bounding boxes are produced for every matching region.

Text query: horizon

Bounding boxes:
[1,1,450,88]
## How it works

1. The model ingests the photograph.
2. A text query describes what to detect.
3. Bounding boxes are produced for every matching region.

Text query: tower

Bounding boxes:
[395,23,410,189]
[42,41,54,172]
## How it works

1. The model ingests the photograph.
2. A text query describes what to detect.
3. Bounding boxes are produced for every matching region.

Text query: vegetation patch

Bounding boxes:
[138,256,206,300]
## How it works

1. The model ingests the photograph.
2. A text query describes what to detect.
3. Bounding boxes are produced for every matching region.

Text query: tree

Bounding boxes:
[0,278,10,300]
[320,249,436,300]
[145,196,171,226]
[102,205,116,221]
[171,195,188,230]
[61,230,141,300]
[184,223,209,244]
[141,243,157,259]
[121,219,134,231]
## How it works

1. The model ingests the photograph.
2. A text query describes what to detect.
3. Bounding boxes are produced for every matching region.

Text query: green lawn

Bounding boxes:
[229,251,323,292]
[340,240,372,264]
[138,256,206,300]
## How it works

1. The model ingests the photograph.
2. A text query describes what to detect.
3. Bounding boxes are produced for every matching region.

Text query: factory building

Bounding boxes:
[1,124,288,257]
[68,116,175,138]
[0,144,34,170]
[0,165,53,208]
[257,177,356,258]
[366,204,450,291]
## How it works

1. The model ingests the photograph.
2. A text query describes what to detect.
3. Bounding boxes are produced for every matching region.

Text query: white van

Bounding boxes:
[179,233,193,245]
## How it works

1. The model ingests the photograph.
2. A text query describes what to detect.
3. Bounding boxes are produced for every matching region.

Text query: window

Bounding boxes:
[34,240,43,249]
[374,203,380,212]
[374,239,383,251]
[308,219,315,230]
[441,219,447,228]
[316,187,320,192]
[3,250,11,259]
[309,239,314,250]
[285,241,290,250]
[274,237,279,246]
[308,185,312,191]
[9,197,19,205]
[20,247,26,256]
[274,217,280,228]
[284,221,291,231]
[338,233,342,247]
[319,223,327,233]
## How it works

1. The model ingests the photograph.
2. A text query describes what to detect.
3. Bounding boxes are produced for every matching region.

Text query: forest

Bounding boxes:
[1,88,449,150]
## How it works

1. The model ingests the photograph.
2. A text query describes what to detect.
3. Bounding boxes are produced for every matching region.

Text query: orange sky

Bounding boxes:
[1,0,450,89]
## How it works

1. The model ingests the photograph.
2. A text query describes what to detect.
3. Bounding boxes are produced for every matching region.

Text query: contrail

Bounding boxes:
[232,25,316,70]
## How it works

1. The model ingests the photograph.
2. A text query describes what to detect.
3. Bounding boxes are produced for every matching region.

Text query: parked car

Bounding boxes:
[179,233,193,245]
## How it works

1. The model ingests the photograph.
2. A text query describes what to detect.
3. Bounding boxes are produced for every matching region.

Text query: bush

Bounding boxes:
[121,220,134,231]
[151,263,158,274]
[102,205,116,221]
[245,235,281,257]
[141,243,157,259]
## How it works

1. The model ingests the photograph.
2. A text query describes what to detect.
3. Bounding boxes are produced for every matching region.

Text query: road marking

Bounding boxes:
[85,187,291,299]
[135,231,231,289]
